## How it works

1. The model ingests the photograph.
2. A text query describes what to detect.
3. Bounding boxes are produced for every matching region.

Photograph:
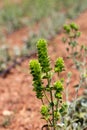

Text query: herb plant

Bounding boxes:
[29,39,67,130]
[29,23,87,130]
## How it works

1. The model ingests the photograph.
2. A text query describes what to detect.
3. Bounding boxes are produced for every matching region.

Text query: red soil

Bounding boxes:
[0,11,87,130]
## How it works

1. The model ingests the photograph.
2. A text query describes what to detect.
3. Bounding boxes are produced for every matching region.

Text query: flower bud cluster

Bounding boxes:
[55,57,65,73]
[41,105,49,120]
[63,23,81,41]
[29,60,43,99]
[37,39,51,73]
[54,80,64,99]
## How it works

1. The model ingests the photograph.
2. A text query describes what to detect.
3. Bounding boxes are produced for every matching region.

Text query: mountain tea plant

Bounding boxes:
[29,23,87,130]
[29,39,67,130]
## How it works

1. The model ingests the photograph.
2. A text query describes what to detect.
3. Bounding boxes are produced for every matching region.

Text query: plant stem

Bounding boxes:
[41,99,44,105]
[46,72,55,130]
[43,89,50,104]
[50,90,55,130]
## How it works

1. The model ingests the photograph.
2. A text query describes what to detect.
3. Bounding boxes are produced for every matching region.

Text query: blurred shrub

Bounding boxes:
[0,3,24,33]
[0,0,87,73]
[0,0,87,33]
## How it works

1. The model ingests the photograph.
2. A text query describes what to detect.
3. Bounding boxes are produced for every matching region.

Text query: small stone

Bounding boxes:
[3,110,13,116]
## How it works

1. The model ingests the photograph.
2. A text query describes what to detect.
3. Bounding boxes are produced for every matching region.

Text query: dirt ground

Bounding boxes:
[0,10,87,130]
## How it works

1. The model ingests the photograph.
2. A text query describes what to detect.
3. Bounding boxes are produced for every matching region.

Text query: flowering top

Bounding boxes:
[37,39,51,73]
[55,57,65,73]
[29,60,43,99]
[29,39,67,128]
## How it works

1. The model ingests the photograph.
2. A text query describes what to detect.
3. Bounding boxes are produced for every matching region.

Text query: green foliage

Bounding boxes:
[0,0,87,34]
[59,103,67,116]
[0,2,23,33]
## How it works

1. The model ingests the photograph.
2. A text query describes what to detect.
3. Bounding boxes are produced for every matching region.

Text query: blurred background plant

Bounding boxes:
[62,23,87,130]
[0,0,87,33]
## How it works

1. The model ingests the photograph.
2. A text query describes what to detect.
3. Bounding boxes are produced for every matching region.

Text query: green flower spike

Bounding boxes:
[37,39,51,73]
[54,81,63,92]
[41,105,49,121]
[55,57,65,73]
[29,60,43,99]
[55,92,62,99]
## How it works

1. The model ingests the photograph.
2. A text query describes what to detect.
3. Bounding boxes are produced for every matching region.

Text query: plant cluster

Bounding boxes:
[0,2,24,33]
[30,39,67,130]
[30,23,87,129]
[0,0,87,34]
